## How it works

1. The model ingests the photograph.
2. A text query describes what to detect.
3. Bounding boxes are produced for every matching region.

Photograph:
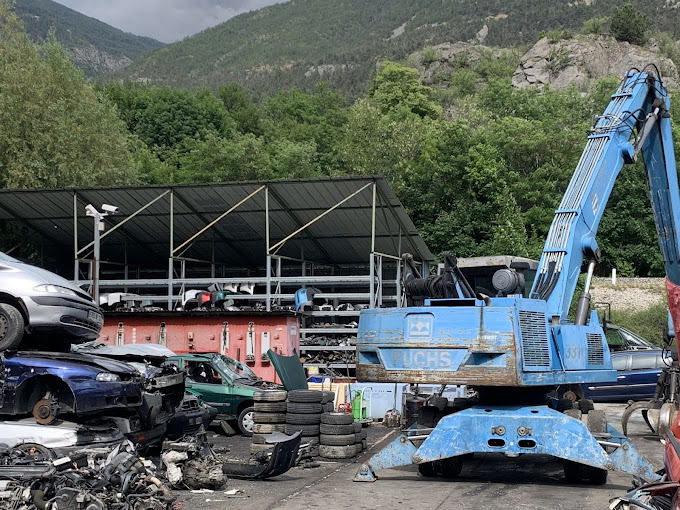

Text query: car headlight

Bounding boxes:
[33,284,78,297]
[96,373,121,382]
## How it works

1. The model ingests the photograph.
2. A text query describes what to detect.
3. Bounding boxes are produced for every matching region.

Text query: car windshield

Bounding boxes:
[0,251,19,263]
[618,328,657,349]
[213,355,259,382]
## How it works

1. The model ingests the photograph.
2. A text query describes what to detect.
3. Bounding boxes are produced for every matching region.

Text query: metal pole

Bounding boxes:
[369,253,375,308]
[93,212,100,304]
[73,192,79,283]
[169,190,174,310]
[167,258,173,310]
[266,254,272,312]
[371,182,377,253]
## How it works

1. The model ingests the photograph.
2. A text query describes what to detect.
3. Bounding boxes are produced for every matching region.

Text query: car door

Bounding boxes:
[183,360,237,421]
[584,353,630,401]
[621,352,662,400]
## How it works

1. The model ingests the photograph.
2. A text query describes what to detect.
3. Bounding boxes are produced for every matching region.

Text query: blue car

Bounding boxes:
[582,349,671,402]
[0,351,145,423]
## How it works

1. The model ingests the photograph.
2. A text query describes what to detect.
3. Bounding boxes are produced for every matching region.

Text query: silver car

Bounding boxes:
[0,251,103,350]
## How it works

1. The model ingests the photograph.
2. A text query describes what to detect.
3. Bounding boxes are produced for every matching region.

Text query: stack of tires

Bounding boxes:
[319,412,357,460]
[250,389,288,455]
[321,391,335,413]
[354,421,367,455]
[284,390,324,449]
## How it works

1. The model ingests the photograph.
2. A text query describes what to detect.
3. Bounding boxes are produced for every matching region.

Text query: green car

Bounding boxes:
[167,352,280,436]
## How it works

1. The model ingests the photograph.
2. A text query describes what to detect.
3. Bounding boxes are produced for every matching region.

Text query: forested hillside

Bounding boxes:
[15,0,163,76]
[0,0,673,280]
[109,0,680,97]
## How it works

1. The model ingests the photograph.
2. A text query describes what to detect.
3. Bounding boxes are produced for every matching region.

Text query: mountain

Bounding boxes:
[104,0,680,98]
[15,0,164,76]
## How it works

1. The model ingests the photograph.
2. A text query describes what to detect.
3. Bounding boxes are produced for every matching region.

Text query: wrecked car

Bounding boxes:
[1,345,184,448]
[0,350,145,424]
[73,343,186,445]
[166,392,217,440]
[0,250,103,351]
[0,417,125,458]
[167,352,281,436]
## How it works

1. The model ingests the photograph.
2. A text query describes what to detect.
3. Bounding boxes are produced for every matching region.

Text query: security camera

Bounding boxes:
[85,204,98,217]
[101,204,119,214]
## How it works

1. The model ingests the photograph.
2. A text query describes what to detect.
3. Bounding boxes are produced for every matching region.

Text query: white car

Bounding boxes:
[0,417,124,458]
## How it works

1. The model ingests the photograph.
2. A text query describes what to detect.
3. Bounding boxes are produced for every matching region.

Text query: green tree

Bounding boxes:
[370,61,442,119]
[0,3,138,188]
[261,83,348,173]
[610,3,650,45]
[218,83,262,135]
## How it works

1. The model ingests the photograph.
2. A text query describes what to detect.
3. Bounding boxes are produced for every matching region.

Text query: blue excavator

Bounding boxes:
[354,66,680,484]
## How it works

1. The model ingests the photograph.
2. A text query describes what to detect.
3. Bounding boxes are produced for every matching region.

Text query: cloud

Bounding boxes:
[52,0,287,43]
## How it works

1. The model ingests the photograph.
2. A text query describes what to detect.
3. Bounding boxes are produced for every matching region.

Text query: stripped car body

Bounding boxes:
[0,417,125,457]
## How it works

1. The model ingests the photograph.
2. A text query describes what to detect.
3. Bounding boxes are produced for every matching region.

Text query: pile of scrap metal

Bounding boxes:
[0,441,174,510]
[161,435,226,490]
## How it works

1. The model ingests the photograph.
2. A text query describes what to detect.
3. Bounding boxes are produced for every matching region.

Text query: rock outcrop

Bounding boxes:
[512,35,678,90]
[70,45,134,76]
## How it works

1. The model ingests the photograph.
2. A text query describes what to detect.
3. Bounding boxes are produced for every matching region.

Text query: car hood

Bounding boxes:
[5,261,91,297]
[74,343,176,363]
[11,351,139,375]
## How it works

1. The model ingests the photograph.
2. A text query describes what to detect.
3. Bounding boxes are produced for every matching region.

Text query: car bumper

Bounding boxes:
[74,380,143,414]
[23,295,103,340]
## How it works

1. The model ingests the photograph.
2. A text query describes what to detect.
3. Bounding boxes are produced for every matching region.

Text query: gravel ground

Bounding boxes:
[590,277,665,311]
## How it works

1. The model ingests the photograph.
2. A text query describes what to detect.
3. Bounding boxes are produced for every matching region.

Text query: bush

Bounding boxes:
[421,46,438,65]
[449,68,479,97]
[582,17,608,35]
[539,29,573,43]
[610,3,650,45]
[610,300,668,347]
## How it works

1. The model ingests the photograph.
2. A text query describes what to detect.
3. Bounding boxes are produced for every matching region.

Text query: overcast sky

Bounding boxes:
[52,0,287,43]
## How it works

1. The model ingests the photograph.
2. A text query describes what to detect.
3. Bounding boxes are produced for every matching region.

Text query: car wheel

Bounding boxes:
[238,406,255,437]
[0,303,25,351]
[32,398,58,425]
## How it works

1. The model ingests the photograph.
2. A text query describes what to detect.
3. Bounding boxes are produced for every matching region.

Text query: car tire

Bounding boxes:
[321,412,354,425]
[321,391,335,404]
[319,434,355,446]
[320,423,355,435]
[238,406,255,437]
[287,402,323,414]
[586,465,608,485]
[253,390,288,402]
[0,303,25,351]
[418,457,462,477]
[253,412,287,424]
[563,460,584,483]
[579,399,595,414]
[254,401,287,412]
[287,390,323,403]
[318,444,356,459]
[252,423,286,434]
[286,412,321,425]
[285,423,320,436]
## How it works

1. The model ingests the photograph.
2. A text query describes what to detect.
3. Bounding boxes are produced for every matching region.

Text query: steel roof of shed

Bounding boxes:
[0,176,433,274]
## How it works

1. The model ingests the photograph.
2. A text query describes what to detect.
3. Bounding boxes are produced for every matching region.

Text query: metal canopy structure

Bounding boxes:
[0,176,433,310]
